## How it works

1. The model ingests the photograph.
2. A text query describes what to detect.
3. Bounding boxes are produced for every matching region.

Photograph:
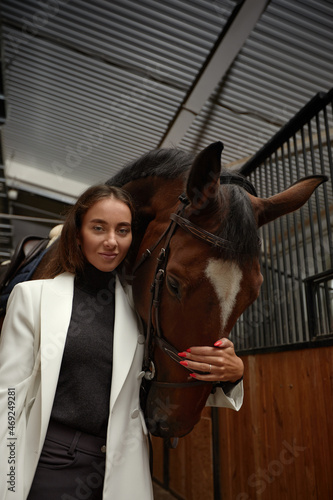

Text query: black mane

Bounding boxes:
[107,148,194,187]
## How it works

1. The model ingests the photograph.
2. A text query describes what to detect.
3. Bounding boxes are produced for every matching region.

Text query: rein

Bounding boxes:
[134,175,258,383]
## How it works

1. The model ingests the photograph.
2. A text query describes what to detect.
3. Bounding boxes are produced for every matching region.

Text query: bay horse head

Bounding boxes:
[112,141,327,438]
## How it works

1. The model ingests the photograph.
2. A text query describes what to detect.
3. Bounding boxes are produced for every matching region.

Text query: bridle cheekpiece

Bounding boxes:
[133,175,258,383]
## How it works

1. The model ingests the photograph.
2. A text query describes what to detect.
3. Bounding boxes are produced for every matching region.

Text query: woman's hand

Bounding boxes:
[178,338,244,383]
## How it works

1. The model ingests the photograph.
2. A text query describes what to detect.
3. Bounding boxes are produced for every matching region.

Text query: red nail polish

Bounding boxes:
[179,360,188,366]
[214,340,223,347]
[190,373,197,378]
[186,348,191,353]
[178,352,187,358]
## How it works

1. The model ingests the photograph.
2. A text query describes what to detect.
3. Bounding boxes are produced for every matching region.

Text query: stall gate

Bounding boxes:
[234,87,333,353]
[152,88,333,500]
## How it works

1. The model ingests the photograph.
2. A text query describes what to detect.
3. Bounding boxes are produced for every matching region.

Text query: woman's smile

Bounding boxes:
[99,252,118,260]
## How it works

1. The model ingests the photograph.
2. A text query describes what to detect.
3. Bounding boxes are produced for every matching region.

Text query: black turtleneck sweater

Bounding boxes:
[51,263,116,438]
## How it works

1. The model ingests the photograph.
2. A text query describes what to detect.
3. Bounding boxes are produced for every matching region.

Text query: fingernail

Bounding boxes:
[179,360,188,366]
[214,340,223,347]
[190,373,197,378]
[178,352,187,358]
[186,348,191,353]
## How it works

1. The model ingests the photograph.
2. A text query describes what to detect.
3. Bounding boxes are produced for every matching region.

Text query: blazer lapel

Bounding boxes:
[39,273,74,444]
[109,277,139,411]
[37,274,138,443]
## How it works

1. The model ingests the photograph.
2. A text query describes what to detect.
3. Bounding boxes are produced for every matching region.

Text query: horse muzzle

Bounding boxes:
[143,381,211,438]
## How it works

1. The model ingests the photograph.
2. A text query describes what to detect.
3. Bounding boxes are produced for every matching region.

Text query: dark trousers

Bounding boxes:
[27,420,107,500]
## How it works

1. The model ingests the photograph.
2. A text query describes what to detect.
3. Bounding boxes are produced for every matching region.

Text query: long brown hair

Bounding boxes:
[40,185,134,278]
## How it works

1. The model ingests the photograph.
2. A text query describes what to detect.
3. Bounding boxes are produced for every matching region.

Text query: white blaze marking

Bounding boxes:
[205,258,243,332]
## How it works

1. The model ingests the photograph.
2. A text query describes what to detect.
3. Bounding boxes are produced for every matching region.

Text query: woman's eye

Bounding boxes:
[93,226,104,232]
[118,228,131,235]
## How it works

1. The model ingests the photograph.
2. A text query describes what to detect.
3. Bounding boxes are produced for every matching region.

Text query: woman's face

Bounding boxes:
[78,197,132,272]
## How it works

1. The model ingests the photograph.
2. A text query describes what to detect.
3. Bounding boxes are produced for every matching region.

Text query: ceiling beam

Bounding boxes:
[159,0,269,148]
[5,162,86,203]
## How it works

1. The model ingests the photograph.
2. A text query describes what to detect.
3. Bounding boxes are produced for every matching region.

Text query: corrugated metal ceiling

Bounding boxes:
[1,0,235,196]
[0,0,332,250]
[179,0,333,166]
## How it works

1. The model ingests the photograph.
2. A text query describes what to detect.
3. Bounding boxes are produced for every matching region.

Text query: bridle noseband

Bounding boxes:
[133,175,258,384]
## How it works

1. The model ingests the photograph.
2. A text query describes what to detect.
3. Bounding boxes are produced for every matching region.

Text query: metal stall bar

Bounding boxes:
[281,142,298,344]
[319,108,333,265]
[233,88,333,352]
[240,89,333,177]
[287,136,307,342]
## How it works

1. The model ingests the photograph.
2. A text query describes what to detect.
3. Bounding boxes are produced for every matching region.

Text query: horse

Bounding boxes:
[0,141,327,439]
[104,140,326,438]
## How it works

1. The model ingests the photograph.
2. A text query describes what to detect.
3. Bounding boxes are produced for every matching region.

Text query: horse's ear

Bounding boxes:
[186,141,223,211]
[251,175,328,228]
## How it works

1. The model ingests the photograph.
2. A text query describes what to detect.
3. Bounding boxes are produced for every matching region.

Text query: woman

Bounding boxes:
[0,184,243,500]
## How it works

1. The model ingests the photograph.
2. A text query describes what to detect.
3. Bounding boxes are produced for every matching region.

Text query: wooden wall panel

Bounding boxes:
[219,346,333,500]
[152,346,333,500]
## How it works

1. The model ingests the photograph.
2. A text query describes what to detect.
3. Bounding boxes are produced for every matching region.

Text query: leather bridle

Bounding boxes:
[133,175,259,383]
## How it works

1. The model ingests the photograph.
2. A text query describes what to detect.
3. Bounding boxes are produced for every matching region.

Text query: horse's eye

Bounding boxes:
[166,275,181,299]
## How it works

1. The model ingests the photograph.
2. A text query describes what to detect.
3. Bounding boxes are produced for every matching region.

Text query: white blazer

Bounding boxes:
[0,273,243,500]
